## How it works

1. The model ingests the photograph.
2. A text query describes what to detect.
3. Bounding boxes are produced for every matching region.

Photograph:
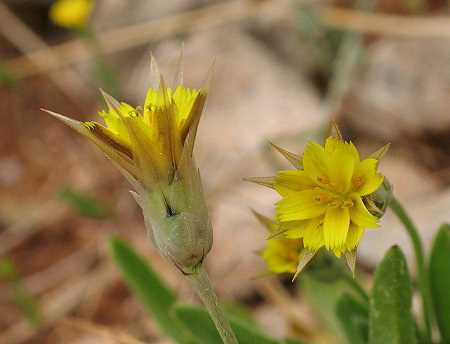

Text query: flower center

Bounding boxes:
[313,188,354,209]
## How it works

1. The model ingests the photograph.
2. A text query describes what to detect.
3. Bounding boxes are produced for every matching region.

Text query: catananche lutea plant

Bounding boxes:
[248,124,391,280]
[43,53,239,344]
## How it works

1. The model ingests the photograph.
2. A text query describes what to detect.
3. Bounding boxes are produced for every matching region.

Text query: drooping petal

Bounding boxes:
[350,195,379,228]
[323,207,350,250]
[274,170,315,196]
[276,190,327,222]
[353,158,384,196]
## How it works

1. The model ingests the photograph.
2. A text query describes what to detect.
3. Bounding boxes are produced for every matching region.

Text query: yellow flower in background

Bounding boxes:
[50,0,94,29]
[253,211,314,279]
[263,238,301,274]
[44,54,214,274]
[248,124,389,277]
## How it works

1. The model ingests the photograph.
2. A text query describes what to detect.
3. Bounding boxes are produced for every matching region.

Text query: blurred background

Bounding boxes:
[0,0,449,343]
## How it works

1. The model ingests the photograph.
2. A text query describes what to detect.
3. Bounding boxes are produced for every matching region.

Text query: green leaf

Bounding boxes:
[299,274,349,343]
[369,246,417,344]
[58,186,113,220]
[110,237,194,344]
[429,224,450,344]
[174,304,281,344]
[336,293,368,344]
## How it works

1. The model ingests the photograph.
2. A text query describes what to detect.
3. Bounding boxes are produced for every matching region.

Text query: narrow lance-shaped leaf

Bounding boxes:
[429,224,450,344]
[109,237,195,344]
[369,246,417,344]
[174,304,284,344]
[336,293,368,344]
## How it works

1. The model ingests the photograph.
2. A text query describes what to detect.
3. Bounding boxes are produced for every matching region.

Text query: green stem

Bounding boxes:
[389,196,432,342]
[187,265,238,344]
[341,273,369,303]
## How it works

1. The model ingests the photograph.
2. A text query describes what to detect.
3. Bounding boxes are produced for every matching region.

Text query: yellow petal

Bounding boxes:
[323,207,350,249]
[276,190,327,222]
[302,141,329,185]
[275,170,315,196]
[262,238,301,274]
[345,225,364,251]
[350,196,379,228]
[301,219,324,251]
[283,218,317,239]
[353,158,384,195]
[324,137,340,153]
[325,137,360,162]
[328,146,356,193]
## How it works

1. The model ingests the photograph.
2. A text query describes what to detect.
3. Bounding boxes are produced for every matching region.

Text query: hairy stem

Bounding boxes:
[187,264,238,344]
[389,196,432,342]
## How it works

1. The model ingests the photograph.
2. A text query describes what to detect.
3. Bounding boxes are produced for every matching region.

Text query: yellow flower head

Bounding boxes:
[44,54,213,273]
[50,0,94,29]
[253,211,314,279]
[248,124,389,277]
[45,55,208,190]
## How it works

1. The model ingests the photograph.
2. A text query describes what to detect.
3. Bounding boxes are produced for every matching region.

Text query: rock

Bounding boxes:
[346,39,450,139]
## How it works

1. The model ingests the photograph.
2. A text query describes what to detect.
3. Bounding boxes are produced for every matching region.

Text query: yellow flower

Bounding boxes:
[263,238,301,274]
[248,124,389,276]
[253,211,314,279]
[50,0,94,29]
[43,54,214,274]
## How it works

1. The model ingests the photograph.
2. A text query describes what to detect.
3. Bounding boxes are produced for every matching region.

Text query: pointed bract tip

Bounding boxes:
[369,143,391,161]
[129,190,142,207]
[269,141,301,168]
[173,44,185,87]
[201,58,215,93]
[267,228,288,240]
[344,250,357,278]
[149,53,161,89]
[41,108,85,132]
[329,121,343,140]
[100,88,121,110]
[243,176,275,189]
[250,209,274,232]
[292,249,316,281]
